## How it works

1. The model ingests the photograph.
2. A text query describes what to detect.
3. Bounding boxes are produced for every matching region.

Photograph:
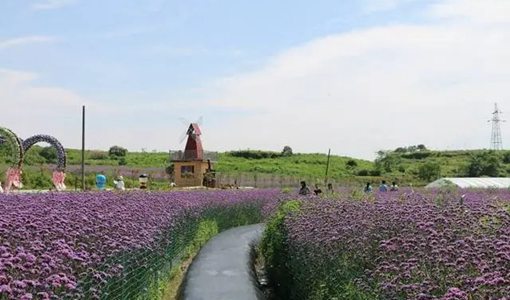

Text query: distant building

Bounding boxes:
[172,123,215,187]
[426,177,510,189]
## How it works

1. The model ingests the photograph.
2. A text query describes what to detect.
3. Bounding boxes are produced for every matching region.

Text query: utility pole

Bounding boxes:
[489,103,505,150]
[325,148,331,185]
[81,105,86,190]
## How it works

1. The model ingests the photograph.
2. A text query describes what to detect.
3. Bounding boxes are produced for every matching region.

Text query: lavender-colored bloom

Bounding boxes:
[272,189,510,299]
[0,189,285,298]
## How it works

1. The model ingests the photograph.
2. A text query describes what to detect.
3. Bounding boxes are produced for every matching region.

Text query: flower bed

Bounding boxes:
[262,189,510,300]
[0,189,285,299]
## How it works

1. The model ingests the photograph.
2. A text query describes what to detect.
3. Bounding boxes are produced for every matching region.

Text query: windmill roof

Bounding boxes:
[188,123,202,135]
[426,177,510,189]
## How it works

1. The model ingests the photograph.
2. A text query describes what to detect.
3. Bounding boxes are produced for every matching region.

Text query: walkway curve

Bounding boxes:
[180,224,264,300]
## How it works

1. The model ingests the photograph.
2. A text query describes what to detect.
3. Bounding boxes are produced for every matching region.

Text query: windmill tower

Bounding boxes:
[183,123,204,160]
[172,123,215,187]
[489,103,504,150]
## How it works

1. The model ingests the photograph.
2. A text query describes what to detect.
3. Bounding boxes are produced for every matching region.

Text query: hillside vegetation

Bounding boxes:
[374,145,510,184]
[1,143,509,189]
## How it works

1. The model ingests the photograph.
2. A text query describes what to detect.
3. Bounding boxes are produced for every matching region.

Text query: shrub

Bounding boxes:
[39,146,58,163]
[401,151,432,159]
[418,161,441,181]
[503,151,510,164]
[261,200,302,298]
[229,150,281,159]
[467,152,501,177]
[118,157,128,166]
[109,145,128,157]
[346,159,358,168]
[357,169,370,176]
[89,151,109,160]
[369,169,381,176]
[22,169,52,189]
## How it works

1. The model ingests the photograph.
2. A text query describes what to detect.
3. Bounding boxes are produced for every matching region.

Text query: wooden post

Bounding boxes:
[325,148,331,185]
[81,105,85,190]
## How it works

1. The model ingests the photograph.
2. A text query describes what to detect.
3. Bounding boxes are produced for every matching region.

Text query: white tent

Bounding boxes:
[426,177,510,189]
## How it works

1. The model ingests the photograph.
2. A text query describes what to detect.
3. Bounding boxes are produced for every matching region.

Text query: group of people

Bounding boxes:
[364,180,398,193]
[298,181,333,196]
[298,180,399,196]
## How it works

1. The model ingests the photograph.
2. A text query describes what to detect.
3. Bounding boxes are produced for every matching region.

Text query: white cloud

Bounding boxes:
[0,69,205,153]
[0,36,56,50]
[361,0,414,13]
[203,2,510,159]
[431,0,510,23]
[0,69,86,149]
[3,0,509,159]
[31,0,76,11]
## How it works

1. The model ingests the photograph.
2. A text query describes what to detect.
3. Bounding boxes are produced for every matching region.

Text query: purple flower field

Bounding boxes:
[0,189,284,299]
[266,189,510,300]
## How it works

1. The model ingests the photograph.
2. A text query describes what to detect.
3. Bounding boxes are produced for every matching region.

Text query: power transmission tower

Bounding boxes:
[489,103,505,150]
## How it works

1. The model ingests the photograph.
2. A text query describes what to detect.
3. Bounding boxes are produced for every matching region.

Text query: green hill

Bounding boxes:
[1,144,509,189]
[216,151,373,179]
[374,147,510,185]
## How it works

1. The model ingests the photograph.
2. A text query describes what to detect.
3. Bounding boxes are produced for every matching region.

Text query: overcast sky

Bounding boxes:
[1,0,509,159]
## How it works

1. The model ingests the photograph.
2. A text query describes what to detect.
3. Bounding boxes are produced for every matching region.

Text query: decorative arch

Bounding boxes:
[0,127,24,192]
[22,134,67,191]
[0,127,23,168]
[22,134,66,171]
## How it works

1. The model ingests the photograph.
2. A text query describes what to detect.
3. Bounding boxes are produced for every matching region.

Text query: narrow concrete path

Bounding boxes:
[180,224,264,300]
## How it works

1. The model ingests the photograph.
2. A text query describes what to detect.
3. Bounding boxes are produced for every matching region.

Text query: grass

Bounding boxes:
[2,144,509,189]
[216,152,374,180]
[159,219,219,300]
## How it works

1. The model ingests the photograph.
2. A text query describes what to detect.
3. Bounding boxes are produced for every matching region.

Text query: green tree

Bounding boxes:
[346,159,358,169]
[39,146,57,163]
[467,152,501,177]
[418,161,441,181]
[503,151,510,164]
[417,144,427,151]
[281,146,293,157]
[118,157,128,166]
[375,151,400,173]
[109,146,128,157]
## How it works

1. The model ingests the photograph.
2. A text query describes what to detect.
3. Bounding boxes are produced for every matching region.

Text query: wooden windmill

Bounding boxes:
[183,123,204,160]
[172,123,215,187]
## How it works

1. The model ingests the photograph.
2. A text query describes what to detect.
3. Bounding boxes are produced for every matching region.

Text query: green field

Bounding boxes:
[1,144,509,189]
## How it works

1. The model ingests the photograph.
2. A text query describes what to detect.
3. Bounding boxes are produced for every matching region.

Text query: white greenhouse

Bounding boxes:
[426,177,510,189]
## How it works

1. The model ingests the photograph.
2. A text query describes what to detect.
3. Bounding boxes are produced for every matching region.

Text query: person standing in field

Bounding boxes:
[379,180,389,192]
[314,184,322,196]
[299,181,311,195]
[390,181,399,191]
[114,176,125,191]
[364,182,372,193]
[327,183,334,194]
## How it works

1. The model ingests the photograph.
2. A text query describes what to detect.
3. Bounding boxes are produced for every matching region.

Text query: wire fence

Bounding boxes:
[215,172,379,189]
[73,203,266,300]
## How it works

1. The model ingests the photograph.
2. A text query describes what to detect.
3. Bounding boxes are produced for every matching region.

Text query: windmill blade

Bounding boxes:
[178,117,189,126]
[196,116,204,126]
[179,130,188,144]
